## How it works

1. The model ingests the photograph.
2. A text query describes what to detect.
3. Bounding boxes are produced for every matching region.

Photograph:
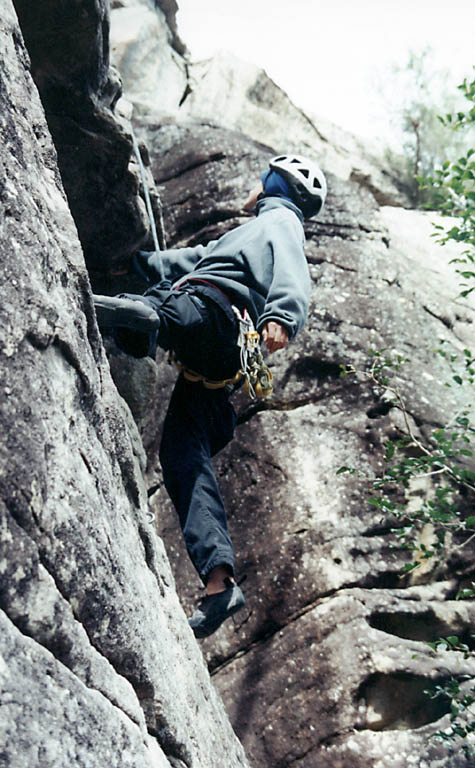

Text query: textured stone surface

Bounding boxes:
[115,121,475,767]
[215,584,475,768]
[12,0,150,270]
[181,52,408,206]
[0,612,170,768]
[110,0,409,207]
[0,3,250,766]
[6,0,474,764]
[137,119,272,247]
[110,0,187,113]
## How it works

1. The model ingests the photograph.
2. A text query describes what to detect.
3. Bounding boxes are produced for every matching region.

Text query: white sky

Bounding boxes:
[176,0,475,141]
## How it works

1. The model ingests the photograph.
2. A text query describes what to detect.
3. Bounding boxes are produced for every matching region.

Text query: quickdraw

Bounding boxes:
[233,307,273,399]
[169,306,273,399]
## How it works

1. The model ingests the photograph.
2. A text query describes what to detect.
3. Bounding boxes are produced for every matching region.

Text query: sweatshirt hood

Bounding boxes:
[255,196,304,224]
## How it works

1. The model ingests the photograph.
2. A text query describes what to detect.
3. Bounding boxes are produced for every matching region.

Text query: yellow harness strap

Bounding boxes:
[177,361,243,390]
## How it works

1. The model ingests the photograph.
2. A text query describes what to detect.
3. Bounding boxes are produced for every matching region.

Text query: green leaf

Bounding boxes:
[465,516,475,530]
[384,441,396,460]
[368,497,382,507]
[451,700,460,717]
[456,588,475,600]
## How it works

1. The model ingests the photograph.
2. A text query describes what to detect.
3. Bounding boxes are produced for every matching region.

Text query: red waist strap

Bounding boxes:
[175,277,232,305]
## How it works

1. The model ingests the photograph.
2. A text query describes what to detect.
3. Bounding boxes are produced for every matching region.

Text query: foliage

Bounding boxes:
[424,674,475,759]
[341,72,475,570]
[423,88,475,752]
[339,71,475,757]
[339,347,475,757]
[339,348,474,573]
[379,50,473,206]
[422,74,475,298]
[423,628,475,759]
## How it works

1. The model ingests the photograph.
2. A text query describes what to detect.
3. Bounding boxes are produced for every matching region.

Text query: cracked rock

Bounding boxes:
[0,3,251,766]
[121,79,475,768]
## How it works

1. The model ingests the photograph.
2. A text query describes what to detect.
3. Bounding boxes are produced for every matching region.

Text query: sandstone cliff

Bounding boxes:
[0,1,250,766]
[2,0,475,767]
[108,3,475,767]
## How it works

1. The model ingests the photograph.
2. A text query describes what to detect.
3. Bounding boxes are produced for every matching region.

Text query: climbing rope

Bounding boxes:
[130,124,167,280]
[129,123,167,525]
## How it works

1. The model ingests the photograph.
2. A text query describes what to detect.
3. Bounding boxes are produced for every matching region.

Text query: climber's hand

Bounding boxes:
[261,322,288,353]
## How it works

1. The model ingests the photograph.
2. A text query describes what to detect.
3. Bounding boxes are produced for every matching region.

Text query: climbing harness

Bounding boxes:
[169,307,273,399]
[171,356,243,390]
[130,124,167,279]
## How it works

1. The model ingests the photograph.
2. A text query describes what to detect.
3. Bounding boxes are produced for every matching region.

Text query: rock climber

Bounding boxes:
[93,154,327,639]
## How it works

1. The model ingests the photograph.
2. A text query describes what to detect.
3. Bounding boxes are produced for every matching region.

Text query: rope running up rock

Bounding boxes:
[130,124,167,279]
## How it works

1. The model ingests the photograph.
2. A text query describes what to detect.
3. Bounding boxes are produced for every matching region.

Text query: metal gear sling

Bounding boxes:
[232,307,273,398]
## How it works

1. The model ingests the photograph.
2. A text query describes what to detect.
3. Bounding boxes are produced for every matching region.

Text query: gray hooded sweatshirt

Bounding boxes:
[135,197,310,340]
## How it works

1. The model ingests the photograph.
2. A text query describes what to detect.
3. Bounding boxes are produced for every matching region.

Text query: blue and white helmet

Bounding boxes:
[269,154,327,218]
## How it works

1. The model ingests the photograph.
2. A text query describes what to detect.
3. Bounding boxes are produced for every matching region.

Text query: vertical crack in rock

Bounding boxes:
[236,382,353,425]
[178,61,192,107]
[137,522,167,598]
[12,0,150,269]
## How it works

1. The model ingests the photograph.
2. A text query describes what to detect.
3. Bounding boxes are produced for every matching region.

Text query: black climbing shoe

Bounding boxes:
[189,579,246,639]
[93,294,160,332]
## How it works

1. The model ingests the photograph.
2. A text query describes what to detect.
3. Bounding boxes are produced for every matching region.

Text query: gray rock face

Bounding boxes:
[216,584,475,768]
[12,0,150,270]
[0,3,250,766]
[180,52,409,207]
[110,0,187,114]
[110,0,409,207]
[4,0,474,764]
[119,122,475,767]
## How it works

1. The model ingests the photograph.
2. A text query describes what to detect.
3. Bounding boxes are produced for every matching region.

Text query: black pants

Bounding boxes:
[115,284,240,582]
[159,375,237,582]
